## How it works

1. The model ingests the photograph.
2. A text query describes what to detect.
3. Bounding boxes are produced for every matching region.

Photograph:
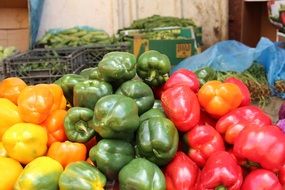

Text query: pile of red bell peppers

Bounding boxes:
[156,68,285,190]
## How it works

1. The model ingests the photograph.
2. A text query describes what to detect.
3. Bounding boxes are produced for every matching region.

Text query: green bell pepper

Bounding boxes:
[115,80,154,115]
[139,108,166,123]
[64,107,95,143]
[54,74,85,105]
[194,67,217,85]
[92,94,140,140]
[73,80,113,110]
[89,139,134,180]
[152,99,164,112]
[137,50,171,87]
[119,158,166,190]
[59,161,106,190]
[98,52,136,84]
[135,117,179,166]
[80,67,104,81]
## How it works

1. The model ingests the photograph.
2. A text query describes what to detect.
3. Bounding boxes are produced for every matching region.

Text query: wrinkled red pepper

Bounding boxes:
[164,151,199,190]
[183,124,225,167]
[161,85,200,132]
[216,105,272,144]
[241,169,283,190]
[225,77,251,106]
[279,164,285,186]
[196,151,243,190]
[233,125,285,172]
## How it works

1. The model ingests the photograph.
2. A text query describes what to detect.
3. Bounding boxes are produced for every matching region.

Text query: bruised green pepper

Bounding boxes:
[64,107,95,143]
[135,117,179,166]
[116,80,154,115]
[54,74,85,105]
[98,52,136,84]
[137,50,171,87]
[119,158,166,190]
[59,161,106,190]
[89,139,134,180]
[92,94,140,140]
[73,80,113,110]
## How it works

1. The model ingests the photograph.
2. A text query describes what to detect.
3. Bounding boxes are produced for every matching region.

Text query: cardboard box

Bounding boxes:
[132,37,198,65]
[0,0,29,51]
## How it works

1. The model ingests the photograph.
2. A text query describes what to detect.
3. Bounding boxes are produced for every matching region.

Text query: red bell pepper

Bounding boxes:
[225,77,251,106]
[233,125,285,172]
[161,85,200,132]
[216,105,272,144]
[241,169,283,190]
[198,111,217,127]
[183,124,225,167]
[164,151,199,190]
[279,164,285,186]
[196,151,243,190]
[163,68,200,92]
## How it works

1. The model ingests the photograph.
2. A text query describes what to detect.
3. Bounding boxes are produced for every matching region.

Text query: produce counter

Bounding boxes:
[0,49,284,190]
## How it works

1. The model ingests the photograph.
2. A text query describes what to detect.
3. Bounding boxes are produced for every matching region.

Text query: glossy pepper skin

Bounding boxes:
[0,157,23,190]
[2,123,48,164]
[0,77,27,105]
[0,98,22,140]
[198,80,243,118]
[89,139,134,179]
[225,77,251,106]
[139,108,166,123]
[47,141,87,168]
[153,99,164,112]
[98,52,136,83]
[14,156,63,190]
[80,67,104,81]
[216,105,272,144]
[233,125,285,172]
[116,80,155,115]
[194,67,217,85]
[137,50,171,87]
[196,151,243,190]
[92,94,140,140]
[183,124,225,167]
[73,80,113,110]
[64,107,95,143]
[135,117,179,166]
[241,169,283,190]
[17,85,54,124]
[164,151,199,190]
[163,68,200,93]
[54,74,85,105]
[59,161,106,190]
[41,109,68,146]
[119,158,166,190]
[161,85,200,132]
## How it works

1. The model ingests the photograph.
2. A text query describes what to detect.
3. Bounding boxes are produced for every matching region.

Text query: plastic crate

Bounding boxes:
[4,47,87,84]
[80,43,130,67]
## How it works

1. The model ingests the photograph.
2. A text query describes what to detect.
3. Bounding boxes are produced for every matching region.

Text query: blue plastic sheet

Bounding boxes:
[172,37,285,99]
[28,0,44,48]
[171,40,256,73]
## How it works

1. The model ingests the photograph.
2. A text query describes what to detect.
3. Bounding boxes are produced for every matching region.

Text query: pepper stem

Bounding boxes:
[149,70,157,81]
[215,185,227,190]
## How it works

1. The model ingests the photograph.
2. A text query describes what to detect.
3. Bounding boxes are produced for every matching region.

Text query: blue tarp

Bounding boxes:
[172,37,285,99]
[28,0,44,48]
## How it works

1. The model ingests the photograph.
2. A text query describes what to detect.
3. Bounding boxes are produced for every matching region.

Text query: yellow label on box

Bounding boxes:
[176,43,191,58]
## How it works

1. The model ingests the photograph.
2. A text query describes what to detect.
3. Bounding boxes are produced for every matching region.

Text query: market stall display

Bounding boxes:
[0,48,285,190]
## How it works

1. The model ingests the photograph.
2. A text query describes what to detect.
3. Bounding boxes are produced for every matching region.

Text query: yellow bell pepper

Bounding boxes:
[0,157,23,190]
[0,98,22,140]
[2,123,48,164]
[0,142,7,157]
[14,156,63,190]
